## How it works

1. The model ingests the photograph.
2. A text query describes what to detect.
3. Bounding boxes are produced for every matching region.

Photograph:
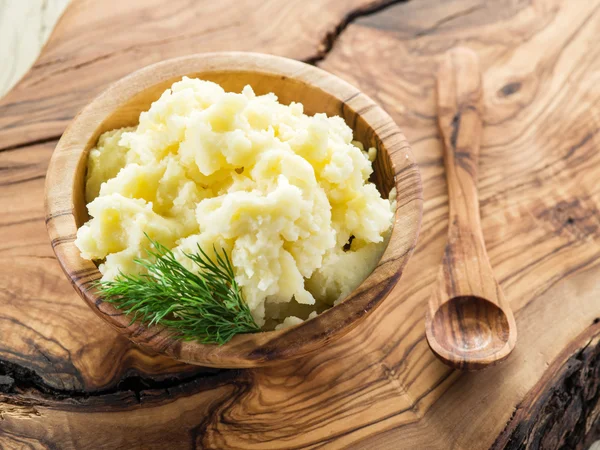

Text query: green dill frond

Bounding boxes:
[94,236,260,345]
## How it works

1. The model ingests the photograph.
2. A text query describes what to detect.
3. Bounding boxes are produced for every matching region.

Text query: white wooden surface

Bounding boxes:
[0,0,70,97]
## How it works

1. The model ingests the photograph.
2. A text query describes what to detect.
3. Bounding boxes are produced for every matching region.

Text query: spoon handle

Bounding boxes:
[437,47,484,239]
[436,48,493,301]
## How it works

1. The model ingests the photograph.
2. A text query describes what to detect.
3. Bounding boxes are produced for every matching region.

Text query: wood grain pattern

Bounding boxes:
[2,0,600,448]
[44,52,422,368]
[492,324,600,450]
[426,47,516,370]
[319,0,600,447]
[0,0,404,151]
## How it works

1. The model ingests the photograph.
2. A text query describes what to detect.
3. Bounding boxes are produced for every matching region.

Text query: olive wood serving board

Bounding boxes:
[2,0,600,448]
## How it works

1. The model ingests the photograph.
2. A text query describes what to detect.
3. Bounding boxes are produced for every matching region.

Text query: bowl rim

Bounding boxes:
[44,52,423,368]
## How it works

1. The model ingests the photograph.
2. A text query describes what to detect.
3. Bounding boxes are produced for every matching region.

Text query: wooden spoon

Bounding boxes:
[425,48,517,371]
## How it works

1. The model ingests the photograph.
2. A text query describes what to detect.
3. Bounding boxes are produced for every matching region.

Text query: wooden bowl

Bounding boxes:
[45,52,422,368]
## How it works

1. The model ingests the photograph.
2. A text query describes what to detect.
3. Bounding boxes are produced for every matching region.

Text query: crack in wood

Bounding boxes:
[304,0,410,64]
[0,358,231,403]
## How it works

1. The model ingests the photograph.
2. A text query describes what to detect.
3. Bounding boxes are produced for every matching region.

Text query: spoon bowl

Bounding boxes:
[427,296,513,370]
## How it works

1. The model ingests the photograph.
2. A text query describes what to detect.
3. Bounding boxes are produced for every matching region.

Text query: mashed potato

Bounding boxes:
[75,78,394,328]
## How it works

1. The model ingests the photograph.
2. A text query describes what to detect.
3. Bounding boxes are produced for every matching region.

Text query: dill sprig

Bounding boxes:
[94,237,260,345]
